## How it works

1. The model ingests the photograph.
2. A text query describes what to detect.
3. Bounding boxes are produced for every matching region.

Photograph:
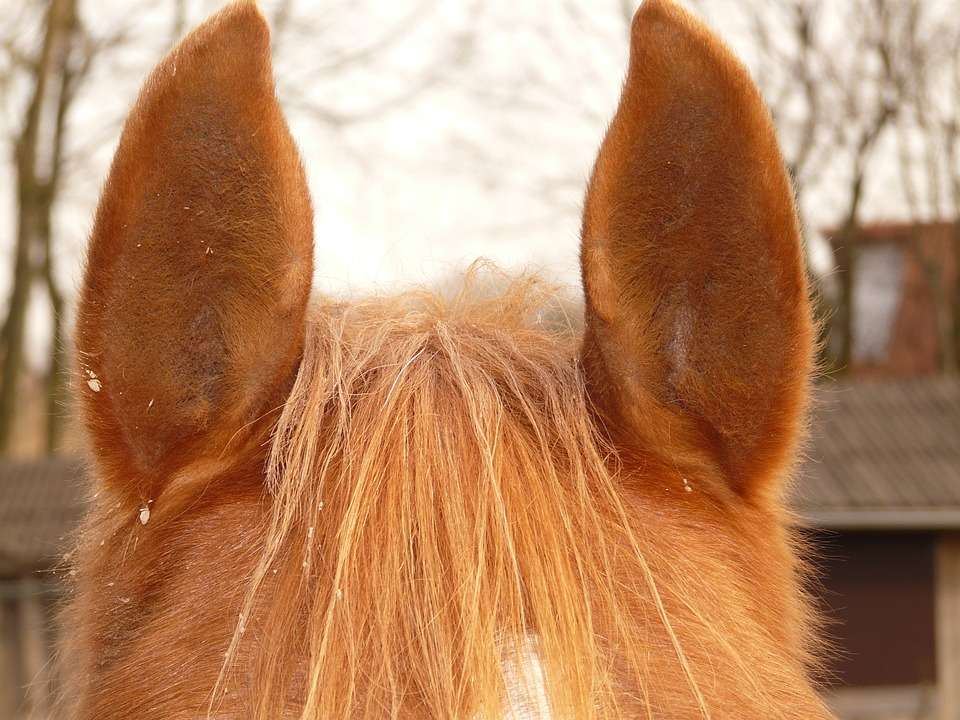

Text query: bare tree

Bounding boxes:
[819,0,908,371]
[0,0,483,455]
[272,1,479,127]
[0,0,88,453]
[2,0,957,460]
[891,0,960,373]
[934,17,960,373]
[866,0,960,375]
[0,0,145,454]
[738,0,843,369]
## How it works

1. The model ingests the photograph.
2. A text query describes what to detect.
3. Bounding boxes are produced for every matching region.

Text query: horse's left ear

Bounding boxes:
[580,0,814,501]
[76,2,313,499]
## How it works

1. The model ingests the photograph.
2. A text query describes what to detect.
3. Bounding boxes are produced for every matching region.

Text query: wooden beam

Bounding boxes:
[19,586,52,719]
[0,596,23,720]
[937,532,960,720]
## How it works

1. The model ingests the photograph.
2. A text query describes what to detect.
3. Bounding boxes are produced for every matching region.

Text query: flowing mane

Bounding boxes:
[203,269,816,719]
[62,1,837,718]
[223,271,677,718]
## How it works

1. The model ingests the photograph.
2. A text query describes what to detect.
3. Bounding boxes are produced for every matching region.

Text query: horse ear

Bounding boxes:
[580,0,813,500]
[76,2,313,498]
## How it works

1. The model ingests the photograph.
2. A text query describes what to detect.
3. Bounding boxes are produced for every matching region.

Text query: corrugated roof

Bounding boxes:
[822,220,956,245]
[795,378,960,529]
[0,378,957,576]
[0,457,87,577]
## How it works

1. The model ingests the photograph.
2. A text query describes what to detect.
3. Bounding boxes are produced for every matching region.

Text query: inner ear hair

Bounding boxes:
[579,0,814,500]
[75,3,314,498]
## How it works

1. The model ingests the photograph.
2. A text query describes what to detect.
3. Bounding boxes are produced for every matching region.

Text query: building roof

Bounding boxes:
[823,219,956,245]
[0,378,958,577]
[0,457,87,578]
[794,378,960,530]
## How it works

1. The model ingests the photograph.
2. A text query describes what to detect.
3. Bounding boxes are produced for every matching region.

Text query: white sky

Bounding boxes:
[0,0,953,368]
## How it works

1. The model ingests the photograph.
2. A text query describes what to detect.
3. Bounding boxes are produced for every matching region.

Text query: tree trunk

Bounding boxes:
[0,0,58,451]
[0,0,80,454]
[832,175,867,374]
[40,200,66,454]
[0,182,36,451]
[832,229,856,373]
[828,100,892,374]
[952,220,960,374]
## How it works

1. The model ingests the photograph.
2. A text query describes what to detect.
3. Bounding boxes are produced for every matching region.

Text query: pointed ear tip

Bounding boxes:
[219,0,271,39]
[631,0,691,33]
[629,0,769,116]
[173,0,271,66]
[207,1,270,50]
[135,0,274,108]
[630,0,736,65]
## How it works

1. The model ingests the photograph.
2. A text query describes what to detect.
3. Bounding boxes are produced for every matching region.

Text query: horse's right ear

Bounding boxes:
[580,0,814,502]
[76,2,313,501]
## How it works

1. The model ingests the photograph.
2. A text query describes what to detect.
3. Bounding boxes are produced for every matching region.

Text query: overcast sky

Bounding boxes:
[0,0,950,366]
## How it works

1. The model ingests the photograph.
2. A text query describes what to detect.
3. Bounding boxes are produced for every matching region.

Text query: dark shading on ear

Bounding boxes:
[580,0,813,500]
[76,1,314,499]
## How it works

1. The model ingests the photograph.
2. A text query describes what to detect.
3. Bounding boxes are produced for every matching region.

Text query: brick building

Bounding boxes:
[834,221,958,376]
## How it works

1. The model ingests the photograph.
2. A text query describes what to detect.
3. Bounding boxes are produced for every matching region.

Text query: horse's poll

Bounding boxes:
[61,1,835,718]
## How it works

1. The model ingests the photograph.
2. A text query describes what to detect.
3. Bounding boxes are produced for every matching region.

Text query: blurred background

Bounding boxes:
[0,0,958,718]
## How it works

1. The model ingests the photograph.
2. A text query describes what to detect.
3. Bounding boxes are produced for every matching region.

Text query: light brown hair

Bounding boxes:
[63,1,835,718]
